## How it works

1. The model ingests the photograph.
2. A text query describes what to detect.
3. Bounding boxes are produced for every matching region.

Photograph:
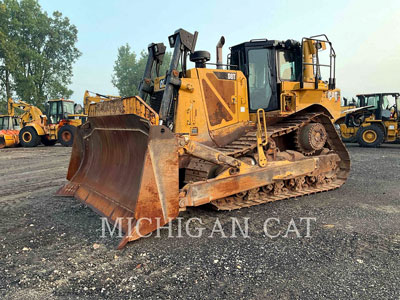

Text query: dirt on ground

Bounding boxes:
[0,144,399,299]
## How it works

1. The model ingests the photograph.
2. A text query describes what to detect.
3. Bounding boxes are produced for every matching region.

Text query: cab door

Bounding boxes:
[47,101,62,124]
[247,48,278,112]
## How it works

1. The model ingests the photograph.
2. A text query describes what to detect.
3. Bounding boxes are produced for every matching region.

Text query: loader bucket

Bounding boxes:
[58,114,180,248]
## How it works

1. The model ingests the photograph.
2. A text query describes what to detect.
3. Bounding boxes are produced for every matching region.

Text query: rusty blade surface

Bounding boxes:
[61,114,180,248]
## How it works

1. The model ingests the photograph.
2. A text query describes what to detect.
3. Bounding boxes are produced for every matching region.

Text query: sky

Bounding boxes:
[40,0,400,104]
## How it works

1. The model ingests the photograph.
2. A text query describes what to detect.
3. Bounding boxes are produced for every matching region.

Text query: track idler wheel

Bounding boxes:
[296,122,327,155]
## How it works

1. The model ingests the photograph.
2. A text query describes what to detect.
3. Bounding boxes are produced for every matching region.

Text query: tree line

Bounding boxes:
[0,0,81,112]
[0,0,170,114]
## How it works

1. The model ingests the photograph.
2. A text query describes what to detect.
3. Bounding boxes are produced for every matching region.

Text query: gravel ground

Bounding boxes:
[0,144,399,299]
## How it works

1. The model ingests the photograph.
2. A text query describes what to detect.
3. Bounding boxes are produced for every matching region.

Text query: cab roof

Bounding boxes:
[230,39,300,50]
[48,99,74,103]
[357,93,400,97]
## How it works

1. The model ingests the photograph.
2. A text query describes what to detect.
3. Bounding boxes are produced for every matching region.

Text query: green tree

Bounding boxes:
[111,44,138,98]
[0,0,81,109]
[0,0,20,103]
[112,44,171,98]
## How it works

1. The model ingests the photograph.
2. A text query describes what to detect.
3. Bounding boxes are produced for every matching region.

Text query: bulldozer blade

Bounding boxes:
[55,182,80,197]
[59,114,180,248]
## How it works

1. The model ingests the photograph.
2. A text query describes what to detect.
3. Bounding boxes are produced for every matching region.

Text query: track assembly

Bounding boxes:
[183,111,350,211]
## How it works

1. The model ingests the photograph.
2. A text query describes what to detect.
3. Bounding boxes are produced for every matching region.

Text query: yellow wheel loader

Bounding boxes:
[18,99,83,147]
[339,93,400,147]
[58,29,350,248]
[1,97,103,148]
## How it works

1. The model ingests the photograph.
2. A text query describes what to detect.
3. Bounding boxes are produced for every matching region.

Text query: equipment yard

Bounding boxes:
[0,145,399,299]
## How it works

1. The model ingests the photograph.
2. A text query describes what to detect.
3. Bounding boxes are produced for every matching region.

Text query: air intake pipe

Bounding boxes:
[216,36,225,69]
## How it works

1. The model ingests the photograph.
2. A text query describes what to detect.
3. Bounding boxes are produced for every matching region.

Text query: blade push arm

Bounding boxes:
[138,43,166,100]
[159,29,198,127]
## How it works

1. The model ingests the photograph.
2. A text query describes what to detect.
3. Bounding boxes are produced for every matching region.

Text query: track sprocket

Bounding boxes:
[295,122,327,155]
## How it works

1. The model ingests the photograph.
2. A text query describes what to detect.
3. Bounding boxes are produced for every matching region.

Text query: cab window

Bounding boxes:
[248,48,273,111]
[13,118,20,130]
[366,96,379,110]
[381,95,396,119]
[63,102,74,115]
[49,102,58,115]
[58,101,63,117]
[382,96,390,110]
[48,102,58,123]
[278,50,300,81]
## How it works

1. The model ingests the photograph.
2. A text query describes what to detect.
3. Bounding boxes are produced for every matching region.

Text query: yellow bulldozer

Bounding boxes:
[339,93,400,147]
[58,29,350,248]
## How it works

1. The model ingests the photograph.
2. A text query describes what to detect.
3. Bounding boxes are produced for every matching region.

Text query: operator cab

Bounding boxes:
[45,99,75,124]
[230,36,336,113]
[230,39,301,112]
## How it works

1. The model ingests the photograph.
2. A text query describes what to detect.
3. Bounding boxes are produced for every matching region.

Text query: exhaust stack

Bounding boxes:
[216,36,225,69]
